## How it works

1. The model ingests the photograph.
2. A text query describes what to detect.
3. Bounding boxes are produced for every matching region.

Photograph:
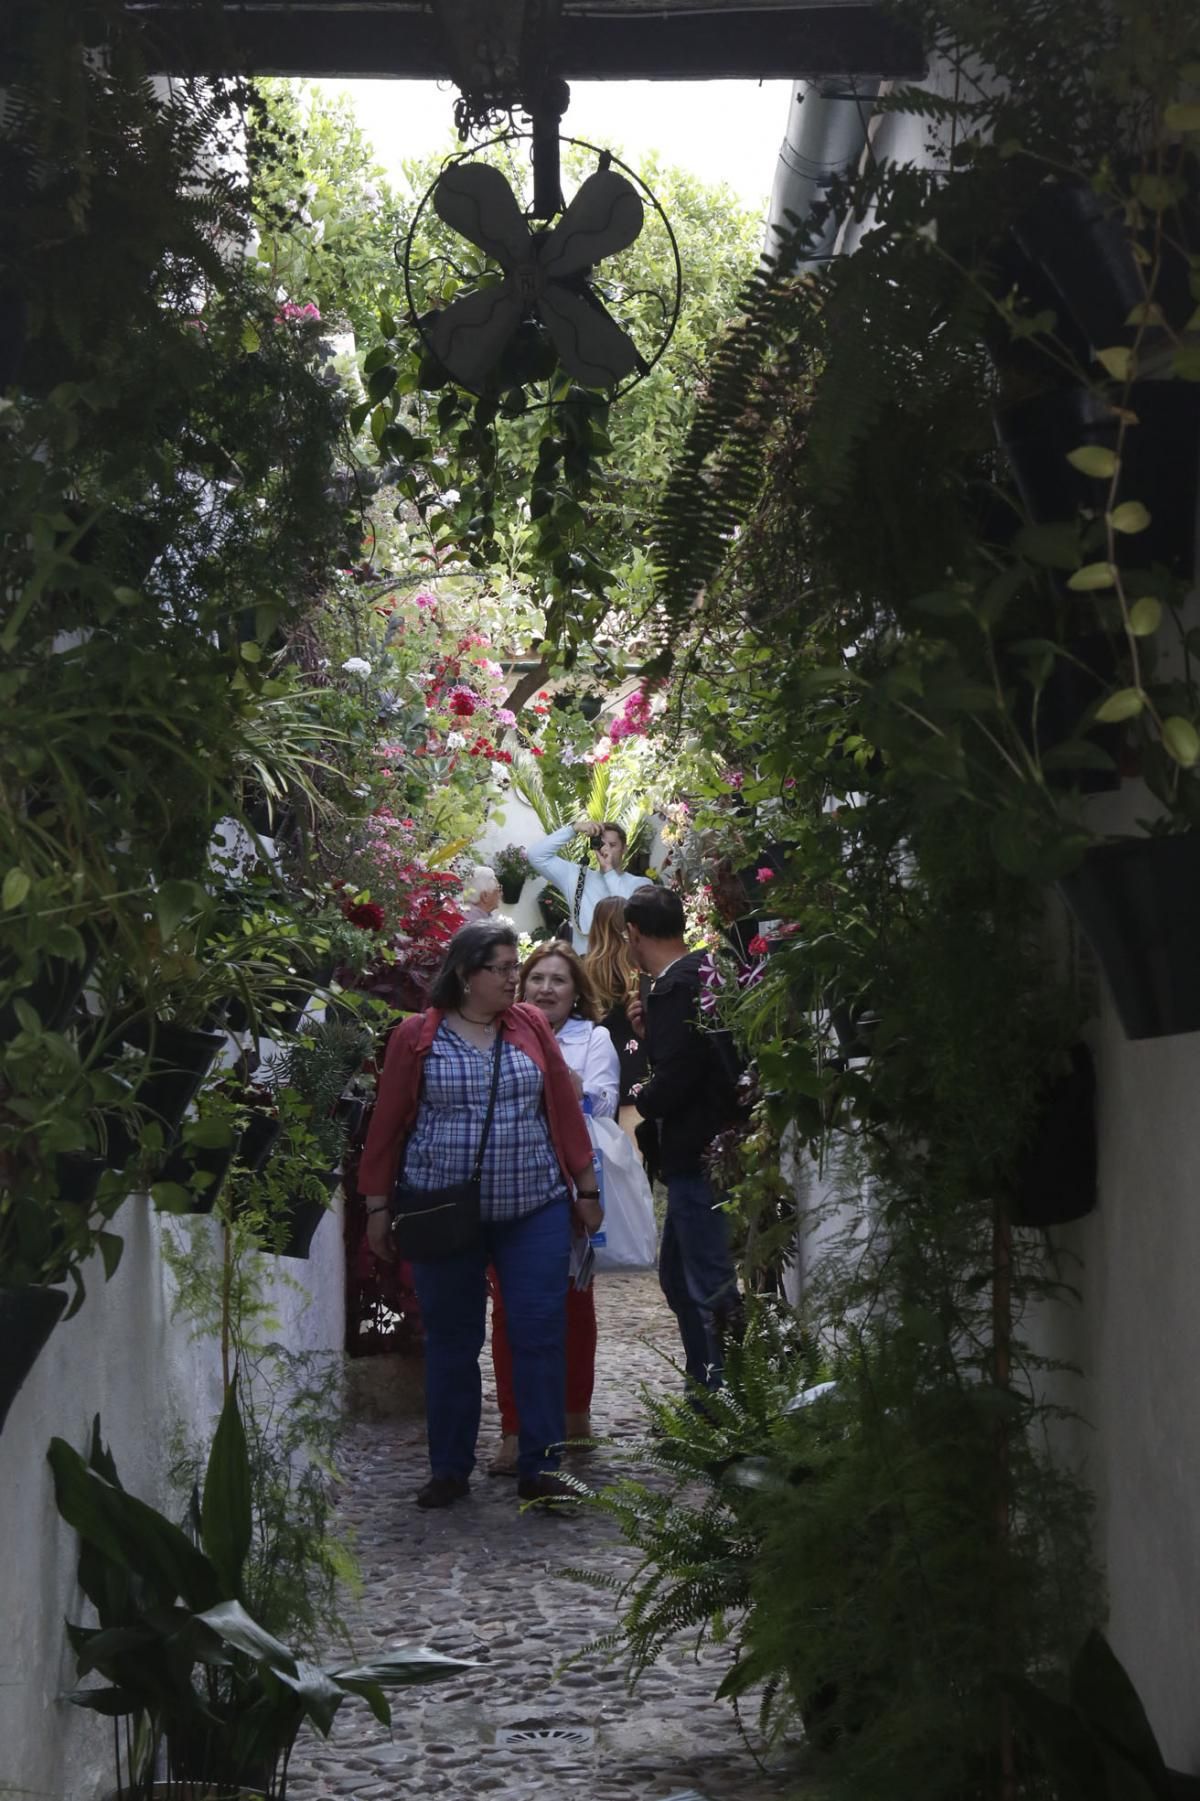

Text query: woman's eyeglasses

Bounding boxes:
[482,962,520,980]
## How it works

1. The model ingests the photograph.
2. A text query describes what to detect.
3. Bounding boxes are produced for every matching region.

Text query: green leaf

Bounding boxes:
[1127,596,1161,636]
[1067,445,1118,479]
[1131,172,1181,211]
[240,321,261,353]
[201,1382,253,1600]
[1172,347,1200,381]
[149,1181,193,1214]
[1094,687,1145,723]
[1067,561,1117,591]
[1016,522,1080,570]
[1096,346,1134,381]
[1161,716,1200,768]
[240,639,263,662]
[1165,102,1200,131]
[47,1436,220,1613]
[274,1658,346,1736]
[331,1647,475,1687]
[96,1233,124,1280]
[2,867,31,909]
[194,1598,297,1672]
[1110,501,1151,535]
[153,878,207,944]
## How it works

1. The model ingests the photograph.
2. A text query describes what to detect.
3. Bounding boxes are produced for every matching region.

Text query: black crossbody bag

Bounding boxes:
[389,1031,504,1262]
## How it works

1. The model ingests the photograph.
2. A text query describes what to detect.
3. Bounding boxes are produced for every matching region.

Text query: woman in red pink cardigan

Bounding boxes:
[361,921,599,1510]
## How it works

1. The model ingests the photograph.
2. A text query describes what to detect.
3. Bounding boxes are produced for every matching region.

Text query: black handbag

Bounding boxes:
[389,1030,503,1262]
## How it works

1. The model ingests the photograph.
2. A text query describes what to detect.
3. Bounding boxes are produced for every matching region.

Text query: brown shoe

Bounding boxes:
[415,1474,470,1509]
[487,1433,519,1477]
[564,1411,595,1452]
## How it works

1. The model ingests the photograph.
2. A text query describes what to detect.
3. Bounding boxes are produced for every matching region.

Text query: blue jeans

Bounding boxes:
[659,1172,741,1391]
[411,1198,571,1480]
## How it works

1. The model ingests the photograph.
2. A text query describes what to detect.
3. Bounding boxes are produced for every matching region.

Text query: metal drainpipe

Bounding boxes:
[763,78,881,270]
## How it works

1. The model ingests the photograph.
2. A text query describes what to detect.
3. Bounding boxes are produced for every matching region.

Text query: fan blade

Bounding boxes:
[429,282,523,392]
[433,163,531,271]
[540,170,644,279]
[537,283,648,388]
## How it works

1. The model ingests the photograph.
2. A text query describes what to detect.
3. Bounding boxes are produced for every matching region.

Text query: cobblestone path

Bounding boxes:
[287,1269,803,1801]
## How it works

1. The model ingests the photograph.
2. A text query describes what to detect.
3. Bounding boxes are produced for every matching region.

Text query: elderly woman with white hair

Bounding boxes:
[459,865,502,929]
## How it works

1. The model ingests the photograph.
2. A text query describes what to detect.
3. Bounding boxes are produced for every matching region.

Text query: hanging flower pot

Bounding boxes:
[159,1136,239,1215]
[277,1169,341,1260]
[1009,1043,1098,1227]
[120,1020,228,1145]
[1010,182,1144,355]
[1059,834,1200,1040]
[499,873,526,904]
[0,938,100,1041]
[54,1153,109,1211]
[238,1110,282,1173]
[0,1285,68,1434]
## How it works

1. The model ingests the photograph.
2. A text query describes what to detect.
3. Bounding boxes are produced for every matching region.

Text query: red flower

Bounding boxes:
[343,899,386,933]
[529,744,544,757]
[748,934,770,957]
[448,686,478,718]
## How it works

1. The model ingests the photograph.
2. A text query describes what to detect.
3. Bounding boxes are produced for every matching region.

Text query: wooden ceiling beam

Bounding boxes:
[129,5,924,82]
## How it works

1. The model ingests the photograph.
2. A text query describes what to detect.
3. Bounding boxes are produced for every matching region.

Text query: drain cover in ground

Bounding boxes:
[494,1725,596,1749]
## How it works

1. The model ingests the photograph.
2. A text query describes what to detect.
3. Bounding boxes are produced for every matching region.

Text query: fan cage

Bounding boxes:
[397,128,683,405]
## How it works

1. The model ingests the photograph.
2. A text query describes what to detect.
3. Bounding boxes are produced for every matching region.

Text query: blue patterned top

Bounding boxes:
[401,1023,568,1222]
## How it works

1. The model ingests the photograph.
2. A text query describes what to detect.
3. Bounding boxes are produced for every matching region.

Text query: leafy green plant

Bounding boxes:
[49,1384,472,1799]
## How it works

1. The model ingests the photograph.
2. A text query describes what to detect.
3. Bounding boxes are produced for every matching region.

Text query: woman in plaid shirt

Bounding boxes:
[361,921,600,1509]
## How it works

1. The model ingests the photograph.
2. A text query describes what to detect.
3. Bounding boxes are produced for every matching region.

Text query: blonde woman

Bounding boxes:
[585,896,649,1148]
[488,940,618,1474]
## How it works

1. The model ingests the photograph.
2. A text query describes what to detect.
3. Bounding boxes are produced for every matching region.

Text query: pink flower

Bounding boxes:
[414,592,437,610]
[625,1039,641,1056]
[748,934,770,956]
[755,867,775,884]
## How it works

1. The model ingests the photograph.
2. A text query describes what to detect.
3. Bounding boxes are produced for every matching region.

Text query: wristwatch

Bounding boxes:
[577,1187,600,1200]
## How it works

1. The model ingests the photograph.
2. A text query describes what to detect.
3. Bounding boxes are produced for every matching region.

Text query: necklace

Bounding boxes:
[458,1009,496,1030]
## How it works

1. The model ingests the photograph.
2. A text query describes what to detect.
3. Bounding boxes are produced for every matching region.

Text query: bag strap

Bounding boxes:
[469,1029,505,1181]
[572,862,587,931]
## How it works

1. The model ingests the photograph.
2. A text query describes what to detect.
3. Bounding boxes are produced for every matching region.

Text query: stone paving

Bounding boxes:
[287,1270,807,1801]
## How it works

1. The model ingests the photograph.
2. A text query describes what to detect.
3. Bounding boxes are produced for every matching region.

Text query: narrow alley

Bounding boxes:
[287,1271,800,1801]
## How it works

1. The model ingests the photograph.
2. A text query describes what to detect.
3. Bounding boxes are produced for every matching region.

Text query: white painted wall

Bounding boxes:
[0,1184,344,1801]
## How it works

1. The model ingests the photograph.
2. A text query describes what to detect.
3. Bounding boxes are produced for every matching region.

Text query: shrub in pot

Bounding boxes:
[49,1385,473,1799]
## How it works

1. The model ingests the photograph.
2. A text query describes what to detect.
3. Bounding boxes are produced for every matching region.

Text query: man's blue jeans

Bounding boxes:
[411,1198,571,1481]
[659,1171,740,1391]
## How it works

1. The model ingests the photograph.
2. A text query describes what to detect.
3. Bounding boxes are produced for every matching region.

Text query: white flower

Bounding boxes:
[446,730,467,750]
[915,218,939,245]
[310,218,325,244]
[341,656,372,677]
[440,487,461,506]
[361,182,381,208]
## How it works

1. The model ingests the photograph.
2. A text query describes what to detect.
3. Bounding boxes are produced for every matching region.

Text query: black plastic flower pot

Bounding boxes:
[827,1003,877,1062]
[334,1095,367,1144]
[120,1020,228,1146]
[277,1170,341,1260]
[0,941,99,1041]
[159,1138,239,1215]
[238,1112,281,1173]
[1009,1043,1098,1227]
[54,1153,109,1211]
[499,876,526,904]
[1059,835,1200,1040]
[0,1285,68,1434]
[996,381,1200,578]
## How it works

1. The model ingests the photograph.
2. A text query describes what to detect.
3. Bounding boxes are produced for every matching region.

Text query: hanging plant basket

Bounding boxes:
[1009,1043,1098,1227]
[0,1285,68,1433]
[101,1022,228,1168]
[54,1152,110,1211]
[1059,834,1200,1039]
[276,1169,341,1260]
[499,874,526,904]
[0,939,100,1041]
[160,1137,239,1215]
[238,1111,282,1173]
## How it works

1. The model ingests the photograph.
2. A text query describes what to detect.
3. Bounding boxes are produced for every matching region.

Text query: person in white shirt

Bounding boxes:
[487,940,620,1474]
[526,817,646,952]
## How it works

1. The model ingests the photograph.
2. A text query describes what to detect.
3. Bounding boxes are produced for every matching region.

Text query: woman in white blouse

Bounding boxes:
[488,941,619,1474]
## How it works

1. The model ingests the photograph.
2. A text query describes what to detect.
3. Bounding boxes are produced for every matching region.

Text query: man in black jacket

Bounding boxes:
[625,885,743,1390]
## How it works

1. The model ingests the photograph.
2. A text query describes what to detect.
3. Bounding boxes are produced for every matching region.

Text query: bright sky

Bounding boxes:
[310,77,796,219]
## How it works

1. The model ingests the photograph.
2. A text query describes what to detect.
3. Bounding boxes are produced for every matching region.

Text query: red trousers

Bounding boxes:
[489,1267,596,1434]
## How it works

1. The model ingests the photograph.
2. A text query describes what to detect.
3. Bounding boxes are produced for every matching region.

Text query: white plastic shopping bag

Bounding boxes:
[586,1114,658,1270]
